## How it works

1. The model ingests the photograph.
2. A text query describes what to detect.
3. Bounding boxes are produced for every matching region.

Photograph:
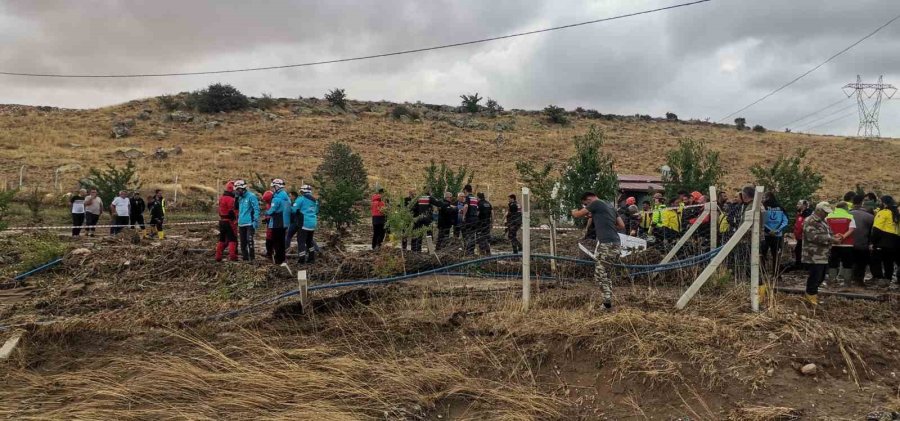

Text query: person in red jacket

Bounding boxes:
[371,189,387,249]
[792,200,812,270]
[215,181,239,262]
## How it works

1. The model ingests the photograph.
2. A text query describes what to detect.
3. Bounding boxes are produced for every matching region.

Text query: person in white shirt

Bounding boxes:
[70,188,87,236]
[109,190,131,235]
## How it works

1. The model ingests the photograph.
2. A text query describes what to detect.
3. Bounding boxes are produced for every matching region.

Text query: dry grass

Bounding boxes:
[2,99,898,201]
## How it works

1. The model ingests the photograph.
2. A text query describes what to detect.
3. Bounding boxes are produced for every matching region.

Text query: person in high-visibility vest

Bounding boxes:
[872,195,900,284]
[638,200,654,237]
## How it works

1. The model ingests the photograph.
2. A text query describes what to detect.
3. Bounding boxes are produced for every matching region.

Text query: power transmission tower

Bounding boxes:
[842,75,896,137]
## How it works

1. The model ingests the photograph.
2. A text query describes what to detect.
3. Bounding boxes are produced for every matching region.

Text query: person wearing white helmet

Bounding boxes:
[233,180,260,261]
[266,178,291,264]
[293,184,319,264]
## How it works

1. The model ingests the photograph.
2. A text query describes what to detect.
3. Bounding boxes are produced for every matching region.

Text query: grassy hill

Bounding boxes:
[1,97,898,204]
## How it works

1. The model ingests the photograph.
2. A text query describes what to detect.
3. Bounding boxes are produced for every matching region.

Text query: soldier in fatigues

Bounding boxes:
[572,192,625,310]
[802,201,839,306]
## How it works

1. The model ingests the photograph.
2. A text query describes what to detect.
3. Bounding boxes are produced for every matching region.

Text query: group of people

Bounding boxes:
[69,188,166,238]
[370,184,522,255]
[213,179,319,265]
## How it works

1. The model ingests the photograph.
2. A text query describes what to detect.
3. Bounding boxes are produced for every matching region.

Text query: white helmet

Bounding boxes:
[233,179,247,190]
[300,184,312,194]
[271,178,285,189]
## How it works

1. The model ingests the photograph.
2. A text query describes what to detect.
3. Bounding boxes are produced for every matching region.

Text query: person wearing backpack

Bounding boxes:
[761,193,789,275]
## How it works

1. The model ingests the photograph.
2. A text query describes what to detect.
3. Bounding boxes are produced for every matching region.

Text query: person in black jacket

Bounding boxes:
[436,192,457,250]
[506,194,522,254]
[129,191,146,233]
[410,191,438,252]
[462,184,479,255]
[476,192,493,255]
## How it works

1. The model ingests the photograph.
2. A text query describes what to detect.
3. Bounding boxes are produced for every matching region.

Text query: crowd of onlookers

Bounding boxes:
[69,188,167,238]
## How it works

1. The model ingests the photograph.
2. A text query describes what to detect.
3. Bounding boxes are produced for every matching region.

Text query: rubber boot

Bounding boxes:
[227,242,238,261]
[307,250,315,264]
[158,230,165,240]
[804,294,818,306]
[215,242,225,262]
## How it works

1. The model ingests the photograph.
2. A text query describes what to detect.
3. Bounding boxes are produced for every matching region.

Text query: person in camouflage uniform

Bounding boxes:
[802,201,838,306]
[572,192,625,310]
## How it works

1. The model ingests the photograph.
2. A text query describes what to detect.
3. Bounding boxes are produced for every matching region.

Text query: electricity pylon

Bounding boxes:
[842,75,896,137]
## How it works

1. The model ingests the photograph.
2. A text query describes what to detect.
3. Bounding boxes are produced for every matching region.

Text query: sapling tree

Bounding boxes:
[559,126,619,218]
[750,148,823,227]
[83,160,142,206]
[662,138,722,197]
[313,142,368,244]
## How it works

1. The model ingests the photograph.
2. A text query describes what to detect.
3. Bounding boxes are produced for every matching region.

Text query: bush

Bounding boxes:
[325,88,348,110]
[157,95,181,112]
[666,112,678,121]
[515,161,560,224]
[750,149,823,227]
[189,83,249,113]
[314,142,368,237]
[460,93,482,113]
[663,138,723,197]
[256,93,277,110]
[734,117,747,131]
[559,126,618,220]
[424,161,473,196]
[0,189,15,230]
[82,160,142,207]
[485,98,503,116]
[24,187,44,223]
[544,105,568,125]
[752,124,766,133]
[390,105,420,121]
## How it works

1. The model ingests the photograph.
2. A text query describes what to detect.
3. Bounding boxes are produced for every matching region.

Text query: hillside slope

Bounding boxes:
[1,98,898,201]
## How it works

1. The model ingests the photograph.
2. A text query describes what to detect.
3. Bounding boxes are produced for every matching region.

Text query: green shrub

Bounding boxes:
[663,138,723,197]
[752,124,766,133]
[314,142,368,240]
[256,93,277,110]
[544,105,568,125]
[485,98,503,116]
[390,105,420,120]
[423,161,473,196]
[750,149,823,227]
[560,126,618,214]
[0,189,15,230]
[157,95,181,112]
[460,93,482,113]
[734,117,747,130]
[190,83,250,113]
[325,88,348,110]
[515,161,561,225]
[82,160,142,206]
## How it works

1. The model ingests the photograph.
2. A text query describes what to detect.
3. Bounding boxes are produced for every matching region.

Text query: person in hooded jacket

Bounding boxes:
[215,181,239,262]
[761,193,789,275]
[294,184,319,264]
[266,179,291,265]
[233,180,260,261]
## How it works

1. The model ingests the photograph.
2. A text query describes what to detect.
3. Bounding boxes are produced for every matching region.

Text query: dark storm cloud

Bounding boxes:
[0,0,898,136]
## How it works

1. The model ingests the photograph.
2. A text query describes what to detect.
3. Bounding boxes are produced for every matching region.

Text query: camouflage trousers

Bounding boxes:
[593,243,620,302]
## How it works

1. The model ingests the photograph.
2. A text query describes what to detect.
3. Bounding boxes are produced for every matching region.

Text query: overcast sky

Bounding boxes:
[1,0,899,137]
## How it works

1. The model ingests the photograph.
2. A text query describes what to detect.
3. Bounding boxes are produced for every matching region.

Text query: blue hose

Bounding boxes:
[8,258,64,283]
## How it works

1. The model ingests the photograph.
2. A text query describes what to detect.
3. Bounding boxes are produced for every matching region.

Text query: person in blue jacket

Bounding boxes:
[293,184,319,264]
[233,180,260,262]
[266,178,291,265]
[762,192,789,275]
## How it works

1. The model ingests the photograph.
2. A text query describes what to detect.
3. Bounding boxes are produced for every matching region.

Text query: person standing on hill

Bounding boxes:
[70,188,86,237]
[215,181,239,262]
[792,200,813,270]
[233,180,259,262]
[572,192,624,310]
[129,191,146,235]
[371,189,387,249]
[872,196,900,285]
[849,194,874,286]
[802,202,838,306]
[266,179,291,265]
[436,192,457,251]
[506,194,522,254]
[83,188,103,237]
[294,184,319,264]
[476,192,493,255]
[461,184,480,255]
[109,190,131,235]
[826,201,856,286]
[147,190,166,240]
[761,193,789,275]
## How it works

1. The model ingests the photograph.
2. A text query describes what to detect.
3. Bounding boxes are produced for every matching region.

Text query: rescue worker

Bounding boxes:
[826,201,856,285]
[215,181,239,262]
[792,200,813,270]
[803,202,838,306]
[129,191,146,234]
[147,190,166,239]
[461,184,479,255]
[261,190,274,258]
[436,192,457,250]
[842,191,856,210]
[506,194,522,254]
[761,193,789,275]
[285,191,301,253]
[294,184,319,264]
[233,180,260,262]
[476,192,492,255]
[863,192,879,214]
[658,197,681,244]
[638,200,654,237]
[410,191,437,253]
[849,194,874,286]
[651,193,666,230]
[371,189,387,249]
[872,196,900,285]
[266,179,291,265]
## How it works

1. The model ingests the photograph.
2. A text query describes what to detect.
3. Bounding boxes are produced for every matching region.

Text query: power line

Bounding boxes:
[804,109,857,133]
[718,12,900,123]
[0,0,711,79]
[796,102,857,131]
[778,98,849,129]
